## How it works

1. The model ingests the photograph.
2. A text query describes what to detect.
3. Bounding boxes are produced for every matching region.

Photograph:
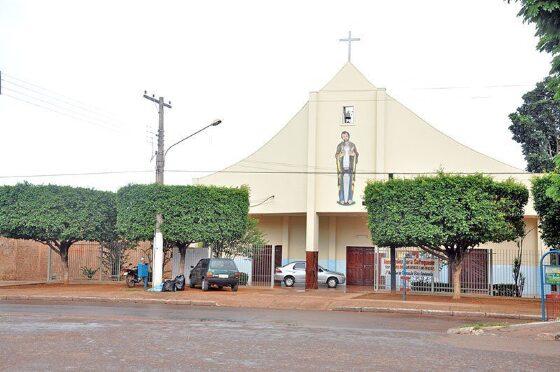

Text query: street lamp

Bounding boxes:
[151,119,222,289]
[164,119,222,157]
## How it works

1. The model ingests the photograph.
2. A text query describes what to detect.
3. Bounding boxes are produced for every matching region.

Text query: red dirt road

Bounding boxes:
[0,300,557,371]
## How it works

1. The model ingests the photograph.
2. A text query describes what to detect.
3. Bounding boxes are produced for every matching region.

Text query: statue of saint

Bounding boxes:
[335,131,359,205]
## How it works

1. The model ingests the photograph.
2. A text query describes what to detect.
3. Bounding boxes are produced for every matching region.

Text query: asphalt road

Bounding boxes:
[0,301,558,371]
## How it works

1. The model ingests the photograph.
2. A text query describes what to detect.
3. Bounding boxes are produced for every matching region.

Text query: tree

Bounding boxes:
[532,172,560,246]
[116,183,250,272]
[509,77,560,172]
[99,240,136,279]
[207,216,269,258]
[364,174,528,299]
[0,183,116,284]
[508,1,560,97]
[513,227,534,297]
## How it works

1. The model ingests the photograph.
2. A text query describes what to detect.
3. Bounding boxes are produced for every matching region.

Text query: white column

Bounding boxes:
[152,232,164,287]
[282,216,290,264]
[306,92,319,252]
[328,216,337,271]
[375,88,386,178]
[536,217,545,256]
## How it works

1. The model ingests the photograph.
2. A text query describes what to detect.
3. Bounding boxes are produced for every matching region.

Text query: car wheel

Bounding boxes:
[189,277,195,288]
[126,275,136,288]
[217,285,223,290]
[327,277,338,288]
[202,278,209,291]
[231,284,238,292]
[284,276,295,287]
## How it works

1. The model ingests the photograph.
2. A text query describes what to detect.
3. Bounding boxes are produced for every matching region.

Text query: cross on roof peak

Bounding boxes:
[339,31,360,62]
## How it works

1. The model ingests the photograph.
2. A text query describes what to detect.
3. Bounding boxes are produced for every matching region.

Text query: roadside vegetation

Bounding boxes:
[0,183,116,284]
[364,174,528,299]
[0,182,251,284]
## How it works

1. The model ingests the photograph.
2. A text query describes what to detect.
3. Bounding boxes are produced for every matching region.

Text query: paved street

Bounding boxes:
[0,301,558,371]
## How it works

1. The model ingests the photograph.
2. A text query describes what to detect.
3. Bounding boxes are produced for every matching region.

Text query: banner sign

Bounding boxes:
[383,255,438,277]
[545,265,560,285]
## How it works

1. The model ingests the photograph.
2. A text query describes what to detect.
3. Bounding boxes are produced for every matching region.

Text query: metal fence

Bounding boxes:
[43,241,543,297]
[43,241,279,287]
[171,245,280,287]
[373,247,541,298]
[47,242,151,282]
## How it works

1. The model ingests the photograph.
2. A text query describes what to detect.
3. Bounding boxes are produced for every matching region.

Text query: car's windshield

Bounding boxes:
[209,259,238,271]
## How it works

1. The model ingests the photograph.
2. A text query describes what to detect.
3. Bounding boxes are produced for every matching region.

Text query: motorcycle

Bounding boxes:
[122,267,152,288]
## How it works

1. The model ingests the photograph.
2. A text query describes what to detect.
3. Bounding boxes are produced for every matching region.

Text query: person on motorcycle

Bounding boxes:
[138,257,149,289]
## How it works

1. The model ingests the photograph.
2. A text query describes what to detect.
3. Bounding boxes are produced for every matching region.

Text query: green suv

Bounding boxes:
[189,258,240,292]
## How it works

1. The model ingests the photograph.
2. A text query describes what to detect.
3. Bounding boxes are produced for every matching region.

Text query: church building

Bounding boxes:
[195,57,542,291]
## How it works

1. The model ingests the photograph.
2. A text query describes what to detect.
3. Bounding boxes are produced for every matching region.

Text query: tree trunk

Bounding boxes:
[451,259,462,300]
[59,244,70,285]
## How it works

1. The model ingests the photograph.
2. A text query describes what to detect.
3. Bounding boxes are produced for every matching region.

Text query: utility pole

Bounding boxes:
[143,91,172,288]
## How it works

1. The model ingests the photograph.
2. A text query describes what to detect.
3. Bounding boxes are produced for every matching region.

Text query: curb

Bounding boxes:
[331,306,541,320]
[0,295,218,308]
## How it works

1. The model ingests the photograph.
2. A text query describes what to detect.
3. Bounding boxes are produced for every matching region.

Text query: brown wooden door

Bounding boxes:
[346,247,375,286]
[363,248,375,286]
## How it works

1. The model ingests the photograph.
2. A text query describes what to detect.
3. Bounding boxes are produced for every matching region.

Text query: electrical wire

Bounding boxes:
[0,169,533,179]
[2,79,127,126]
[2,86,125,132]
[2,73,124,121]
[2,93,125,133]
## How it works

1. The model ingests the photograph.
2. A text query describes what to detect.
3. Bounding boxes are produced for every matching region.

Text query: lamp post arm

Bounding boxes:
[164,122,218,158]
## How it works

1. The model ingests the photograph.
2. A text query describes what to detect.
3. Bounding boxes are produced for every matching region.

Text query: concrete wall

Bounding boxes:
[0,238,168,281]
[0,238,50,281]
[196,104,309,215]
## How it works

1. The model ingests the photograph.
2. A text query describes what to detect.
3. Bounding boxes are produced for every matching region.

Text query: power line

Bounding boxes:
[2,73,123,121]
[2,87,125,132]
[0,169,533,179]
[0,170,152,179]
[2,93,125,133]
[1,78,127,126]
[410,83,535,90]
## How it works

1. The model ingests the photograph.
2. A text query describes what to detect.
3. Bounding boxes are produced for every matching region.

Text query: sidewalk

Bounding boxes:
[0,283,543,320]
[0,281,46,287]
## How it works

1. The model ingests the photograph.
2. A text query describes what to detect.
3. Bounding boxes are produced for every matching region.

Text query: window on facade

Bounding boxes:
[343,106,354,124]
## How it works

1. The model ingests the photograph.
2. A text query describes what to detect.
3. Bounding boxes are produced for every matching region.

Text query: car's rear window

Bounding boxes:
[209,259,238,271]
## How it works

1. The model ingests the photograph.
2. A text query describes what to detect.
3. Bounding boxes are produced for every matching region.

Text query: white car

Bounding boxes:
[274,261,346,288]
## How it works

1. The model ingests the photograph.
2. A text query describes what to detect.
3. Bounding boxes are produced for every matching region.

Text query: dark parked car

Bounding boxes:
[189,258,240,292]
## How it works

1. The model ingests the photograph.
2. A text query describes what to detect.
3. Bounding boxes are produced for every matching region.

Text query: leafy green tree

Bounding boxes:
[508,0,560,97]
[116,184,250,271]
[364,174,528,299]
[207,216,269,258]
[99,240,136,279]
[532,172,560,246]
[0,183,116,284]
[509,77,560,172]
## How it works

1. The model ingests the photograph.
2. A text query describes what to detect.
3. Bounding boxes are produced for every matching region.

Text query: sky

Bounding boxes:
[0,0,553,192]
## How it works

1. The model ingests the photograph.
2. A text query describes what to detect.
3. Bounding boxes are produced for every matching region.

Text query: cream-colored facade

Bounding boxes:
[196,63,543,288]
